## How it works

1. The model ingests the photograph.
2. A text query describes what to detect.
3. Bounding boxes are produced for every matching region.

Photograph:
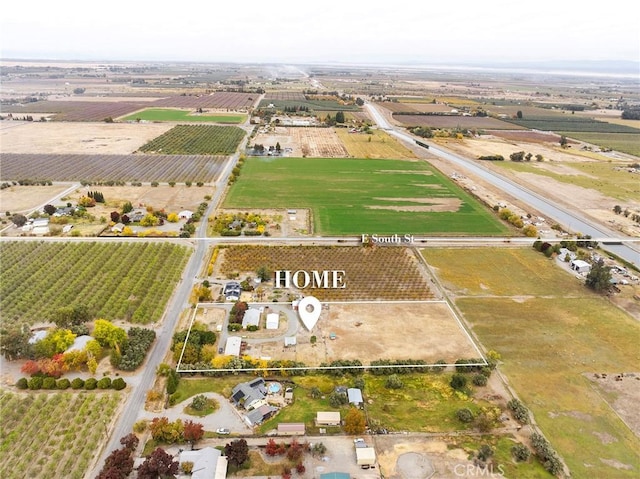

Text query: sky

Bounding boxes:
[1,0,639,66]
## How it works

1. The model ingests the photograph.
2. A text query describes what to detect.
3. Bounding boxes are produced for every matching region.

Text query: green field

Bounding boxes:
[423,247,640,479]
[0,391,122,479]
[505,115,640,134]
[560,132,640,157]
[0,241,191,325]
[138,124,246,155]
[122,108,246,124]
[223,157,508,235]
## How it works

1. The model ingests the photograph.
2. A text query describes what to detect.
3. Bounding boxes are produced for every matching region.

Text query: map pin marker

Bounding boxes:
[298,296,322,331]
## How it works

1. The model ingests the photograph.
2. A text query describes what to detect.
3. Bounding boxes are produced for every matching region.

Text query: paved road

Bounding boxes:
[89,132,252,477]
[365,102,639,267]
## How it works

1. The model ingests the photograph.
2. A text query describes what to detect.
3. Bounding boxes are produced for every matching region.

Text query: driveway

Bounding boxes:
[137,392,251,434]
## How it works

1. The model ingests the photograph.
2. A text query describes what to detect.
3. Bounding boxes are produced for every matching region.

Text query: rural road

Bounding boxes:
[364,103,639,267]
[88,133,252,477]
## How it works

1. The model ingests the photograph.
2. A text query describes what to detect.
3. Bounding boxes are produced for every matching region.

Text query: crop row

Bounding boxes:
[0,153,227,182]
[218,245,433,301]
[152,92,257,109]
[504,116,640,133]
[138,124,246,155]
[0,100,146,121]
[0,392,121,479]
[0,241,191,325]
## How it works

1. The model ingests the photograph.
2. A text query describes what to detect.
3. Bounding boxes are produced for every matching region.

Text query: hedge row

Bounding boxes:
[16,376,127,391]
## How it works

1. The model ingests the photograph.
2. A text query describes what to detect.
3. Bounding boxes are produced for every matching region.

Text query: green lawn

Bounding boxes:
[122,108,246,124]
[224,157,508,235]
[423,247,640,479]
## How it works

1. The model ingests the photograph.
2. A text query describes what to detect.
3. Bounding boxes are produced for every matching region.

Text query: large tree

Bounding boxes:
[225,439,249,467]
[137,447,179,479]
[585,259,612,292]
[183,420,204,447]
[344,407,366,435]
[93,319,127,349]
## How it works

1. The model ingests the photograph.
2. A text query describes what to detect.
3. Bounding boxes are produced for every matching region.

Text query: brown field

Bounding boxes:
[335,128,417,159]
[0,184,73,213]
[251,127,348,157]
[250,302,478,366]
[393,114,521,129]
[486,129,562,143]
[0,121,173,154]
[381,102,452,114]
[215,245,434,302]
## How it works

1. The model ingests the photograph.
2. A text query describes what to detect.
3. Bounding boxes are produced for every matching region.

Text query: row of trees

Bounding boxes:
[16,375,126,391]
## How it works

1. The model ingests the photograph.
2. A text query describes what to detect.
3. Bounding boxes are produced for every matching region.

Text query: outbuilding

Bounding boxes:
[571,259,592,274]
[242,308,261,329]
[347,388,363,407]
[277,422,306,436]
[224,337,242,357]
[316,411,341,426]
[266,312,279,330]
[355,447,376,467]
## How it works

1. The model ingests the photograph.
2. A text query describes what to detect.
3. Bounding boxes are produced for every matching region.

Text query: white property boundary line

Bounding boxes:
[176,300,488,374]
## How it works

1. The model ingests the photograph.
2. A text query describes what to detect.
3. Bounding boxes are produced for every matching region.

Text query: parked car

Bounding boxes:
[216,428,230,435]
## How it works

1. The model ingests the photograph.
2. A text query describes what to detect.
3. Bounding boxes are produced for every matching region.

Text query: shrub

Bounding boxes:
[112,378,127,390]
[507,398,530,424]
[190,394,208,411]
[28,376,43,390]
[385,374,404,389]
[84,378,98,390]
[133,420,147,433]
[56,378,71,389]
[456,408,474,423]
[71,378,85,389]
[166,369,180,395]
[450,373,467,391]
[16,377,28,389]
[511,443,531,462]
[472,374,488,386]
[97,377,112,389]
[42,377,57,389]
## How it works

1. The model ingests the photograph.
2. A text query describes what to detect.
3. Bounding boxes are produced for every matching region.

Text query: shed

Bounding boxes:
[571,259,591,273]
[65,335,94,352]
[266,313,279,330]
[277,422,306,436]
[178,210,193,220]
[242,308,261,329]
[284,336,297,347]
[347,388,363,406]
[28,330,48,344]
[224,337,242,357]
[320,474,350,479]
[316,411,341,426]
[111,223,125,233]
[355,447,376,466]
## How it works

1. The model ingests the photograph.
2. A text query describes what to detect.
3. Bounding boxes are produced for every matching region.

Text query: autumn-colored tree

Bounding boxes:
[225,439,249,467]
[137,448,179,479]
[172,342,200,364]
[183,420,204,446]
[63,349,88,370]
[110,211,120,223]
[78,195,96,207]
[21,360,41,376]
[33,328,77,358]
[93,319,127,349]
[344,407,366,435]
[286,439,304,462]
[265,438,282,456]
[167,213,179,223]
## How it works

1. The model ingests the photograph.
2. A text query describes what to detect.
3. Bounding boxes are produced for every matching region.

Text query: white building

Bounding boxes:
[266,313,279,330]
[224,337,242,356]
[242,308,261,329]
[571,259,592,274]
[179,447,227,479]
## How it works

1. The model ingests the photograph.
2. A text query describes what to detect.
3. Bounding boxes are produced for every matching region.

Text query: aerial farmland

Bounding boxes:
[0,55,639,479]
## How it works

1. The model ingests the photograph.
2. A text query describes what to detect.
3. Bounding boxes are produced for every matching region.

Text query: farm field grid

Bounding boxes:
[1,59,639,479]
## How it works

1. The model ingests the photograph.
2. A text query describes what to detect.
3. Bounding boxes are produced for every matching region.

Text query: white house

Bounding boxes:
[178,210,193,220]
[242,308,261,329]
[179,447,227,479]
[224,337,242,356]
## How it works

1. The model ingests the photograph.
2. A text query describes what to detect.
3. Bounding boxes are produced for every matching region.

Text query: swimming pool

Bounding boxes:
[268,382,282,394]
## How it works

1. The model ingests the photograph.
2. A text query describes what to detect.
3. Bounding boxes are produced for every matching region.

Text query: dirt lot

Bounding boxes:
[0,184,73,214]
[250,302,480,366]
[251,126,348,157]
[0,121,173,154]
[586,372,640,438]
